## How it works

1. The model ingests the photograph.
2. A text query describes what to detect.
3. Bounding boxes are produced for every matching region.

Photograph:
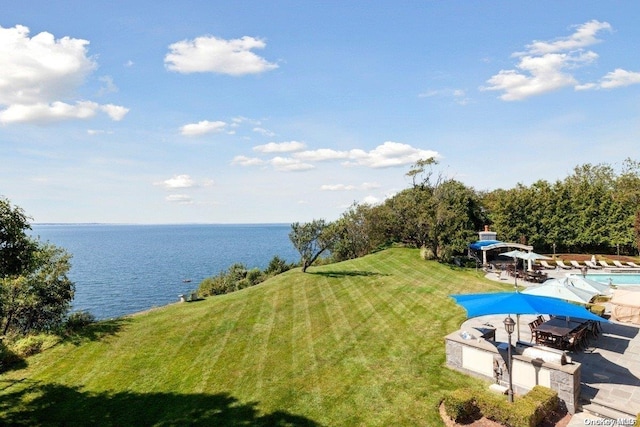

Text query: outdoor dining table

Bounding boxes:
[533,317,590,349]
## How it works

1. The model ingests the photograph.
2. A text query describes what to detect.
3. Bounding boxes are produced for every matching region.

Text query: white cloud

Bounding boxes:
[481,20,634,100]
[0,24,128,123]
[362,195,382,206]
[321,184,357,191]
[87,129,113,135]
[320,182,381,191]
[0,101,99,124]
[294,148,350,162]
[164,35,278,75]
[165,194,193,204]
[231,155,265,166]
[253,127,276,137]
[159,174,196,189]
[523,20,611,55]
[98,75,118,95]
[253,141,306,153]
[419,88,470,105]
[361,182,381,190]
[101,104,129,121]
[348,141,439,169]
[236,141,438,171]
[270,156,314,172]
[180,120,227,136]
[597,68,640,89]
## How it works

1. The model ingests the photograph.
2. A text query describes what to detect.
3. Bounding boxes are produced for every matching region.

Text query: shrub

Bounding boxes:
[452,385,559,427]
[476,391,512,425]
[10,334,59,358]
[443,388,478,422]
[246,268,264,286]
[65,311,96,332]
[265,255,293,275]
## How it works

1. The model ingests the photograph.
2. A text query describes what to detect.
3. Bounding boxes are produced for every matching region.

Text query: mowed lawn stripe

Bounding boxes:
[1,248,503,426]
[180,295,251,393]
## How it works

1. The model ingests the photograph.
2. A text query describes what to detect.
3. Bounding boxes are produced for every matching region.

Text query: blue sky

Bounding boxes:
[1,1,639,224]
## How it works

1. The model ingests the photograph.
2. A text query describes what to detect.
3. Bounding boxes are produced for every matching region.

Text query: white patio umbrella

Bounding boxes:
[517,251,552,271]
[498,250,526,289]
[522,279,598,304]
[562,275,612,295]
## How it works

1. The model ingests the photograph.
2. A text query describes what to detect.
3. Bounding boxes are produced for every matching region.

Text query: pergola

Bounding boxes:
[469,240,534,269]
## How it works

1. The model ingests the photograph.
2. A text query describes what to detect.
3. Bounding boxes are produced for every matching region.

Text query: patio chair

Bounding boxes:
[555,260,572,270]
[570,260,583,269]
[539,260,555,270]
[584,260,602,269]
[613,260,626,268]
[564,327,588,351]
[528,321,539,342]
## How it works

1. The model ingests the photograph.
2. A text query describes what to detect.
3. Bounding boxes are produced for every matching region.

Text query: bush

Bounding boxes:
[10,334,59,358]
[443,388,478,422]
[265,255,293,275]
[246,268,264,286]
[447,385,558,427]
[65,311,96,332]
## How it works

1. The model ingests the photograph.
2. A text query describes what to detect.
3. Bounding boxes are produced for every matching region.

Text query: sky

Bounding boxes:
[1,1,639,224]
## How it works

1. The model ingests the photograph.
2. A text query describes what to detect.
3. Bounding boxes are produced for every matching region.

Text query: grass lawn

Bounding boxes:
[0,247,511,426]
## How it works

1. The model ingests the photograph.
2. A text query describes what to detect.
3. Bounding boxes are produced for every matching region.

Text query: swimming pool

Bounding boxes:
[586,273,640,286]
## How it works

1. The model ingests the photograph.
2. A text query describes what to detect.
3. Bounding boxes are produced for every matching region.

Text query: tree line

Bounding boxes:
[289,158,640,270]
[1,157,639,340]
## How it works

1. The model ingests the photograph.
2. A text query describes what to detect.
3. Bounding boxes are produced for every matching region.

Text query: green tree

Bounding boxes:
[0,197,37,278]
[1,244,74,335]
[427,179,486,261]
[289,219,333,272]
[0,198,75,336]
[331,203,375,262]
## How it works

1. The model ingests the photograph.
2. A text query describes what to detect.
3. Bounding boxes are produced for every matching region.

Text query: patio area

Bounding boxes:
[468,268,640,421]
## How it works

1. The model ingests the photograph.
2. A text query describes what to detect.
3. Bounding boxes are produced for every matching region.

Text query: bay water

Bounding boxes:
[30,224,299,320]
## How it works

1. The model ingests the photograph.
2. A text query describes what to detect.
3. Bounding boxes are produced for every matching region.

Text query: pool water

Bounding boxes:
[585,273,640,286]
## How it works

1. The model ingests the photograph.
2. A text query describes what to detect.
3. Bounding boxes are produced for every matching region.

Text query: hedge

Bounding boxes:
[443,385,559,427]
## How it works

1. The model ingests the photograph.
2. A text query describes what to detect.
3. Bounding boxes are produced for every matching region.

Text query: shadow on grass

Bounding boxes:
[63,317,132,346]
[0,381,321,426]
[310,270,387,279]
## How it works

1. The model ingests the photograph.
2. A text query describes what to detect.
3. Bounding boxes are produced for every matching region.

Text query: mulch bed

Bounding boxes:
[439,402,571,427]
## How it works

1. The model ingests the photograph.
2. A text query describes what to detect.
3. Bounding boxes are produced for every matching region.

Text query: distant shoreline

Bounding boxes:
[32,222,292,227]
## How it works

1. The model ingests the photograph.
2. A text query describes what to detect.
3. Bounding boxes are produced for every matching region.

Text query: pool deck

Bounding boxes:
[469,268,640,425]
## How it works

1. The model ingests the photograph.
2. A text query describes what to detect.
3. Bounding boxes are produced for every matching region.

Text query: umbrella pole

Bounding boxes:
[516,314,521,342]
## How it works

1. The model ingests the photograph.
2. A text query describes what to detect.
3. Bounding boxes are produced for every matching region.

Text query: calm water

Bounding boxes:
[30,224,299,320]
[586,273,640,286]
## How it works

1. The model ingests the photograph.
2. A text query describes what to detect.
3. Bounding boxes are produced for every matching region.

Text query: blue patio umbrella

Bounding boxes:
[450,292,604,322]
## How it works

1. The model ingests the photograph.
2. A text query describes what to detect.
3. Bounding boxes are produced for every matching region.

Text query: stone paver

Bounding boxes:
[459,269,640,423]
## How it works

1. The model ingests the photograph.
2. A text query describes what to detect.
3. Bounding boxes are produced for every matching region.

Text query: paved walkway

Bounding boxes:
[463,268,640,424]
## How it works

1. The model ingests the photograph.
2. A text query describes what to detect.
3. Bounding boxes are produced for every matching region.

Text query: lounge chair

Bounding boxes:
[584,260,602,269]
[539,260,556,270]
[555,260,572,270]
[613,260,626,268]
[570,260,583,269]
[598,260,613,268]
[627,261,640,268]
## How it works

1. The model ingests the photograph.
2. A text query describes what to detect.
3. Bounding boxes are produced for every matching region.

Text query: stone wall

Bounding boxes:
[445,332,581,413]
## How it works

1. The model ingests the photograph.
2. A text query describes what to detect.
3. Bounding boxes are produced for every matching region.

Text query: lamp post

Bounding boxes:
[503,315,516,403]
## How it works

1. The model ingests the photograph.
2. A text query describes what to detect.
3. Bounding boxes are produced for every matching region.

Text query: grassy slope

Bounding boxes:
[0,248,510,426]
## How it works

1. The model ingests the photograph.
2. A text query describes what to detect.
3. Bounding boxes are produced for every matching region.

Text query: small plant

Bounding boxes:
[10,334,59,358]
[65,311,96,332]
[443,388,479,422]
